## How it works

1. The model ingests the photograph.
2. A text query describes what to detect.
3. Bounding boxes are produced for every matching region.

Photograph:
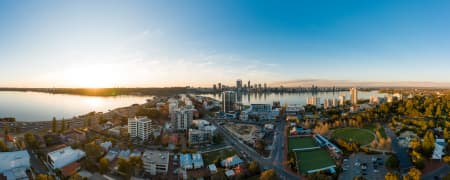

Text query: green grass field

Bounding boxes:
[296,149,335,173]
[331,128,375,145]
[202,148,237,165]
[288,136,318,151]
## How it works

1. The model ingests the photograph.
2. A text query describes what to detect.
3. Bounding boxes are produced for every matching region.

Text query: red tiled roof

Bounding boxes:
[61,162,80,177]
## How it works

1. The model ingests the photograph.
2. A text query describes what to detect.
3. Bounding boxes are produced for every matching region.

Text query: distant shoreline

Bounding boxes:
[0,87,190,97]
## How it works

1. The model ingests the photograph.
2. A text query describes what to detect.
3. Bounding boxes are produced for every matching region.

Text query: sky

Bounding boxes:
[1,0,450,88]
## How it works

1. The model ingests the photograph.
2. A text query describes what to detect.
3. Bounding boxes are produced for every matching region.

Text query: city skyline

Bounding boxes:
[1,1,450,88]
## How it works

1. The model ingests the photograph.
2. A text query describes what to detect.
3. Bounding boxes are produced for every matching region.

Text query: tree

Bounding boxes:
[24,133,38,149]
[255,139,266,153]
[84,143,104,159]
[385,172,400,180]
[99,157,109,174]
[422,130,435,157]
[385,155,399,170]
[35,174,55,180]
[60,119,66,133]
[3,126,8,138]
[248,161,260,175]
[52,117,57,133]
[118,158,131,176]
[0,141,9,152]
[307,173,329,180]
[260,169,276,180]
[68,173,83,180]
[403,168,421,180]
[213,133,224,144]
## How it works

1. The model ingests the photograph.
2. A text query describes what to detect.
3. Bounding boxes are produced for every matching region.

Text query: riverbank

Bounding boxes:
[0,87,190,97]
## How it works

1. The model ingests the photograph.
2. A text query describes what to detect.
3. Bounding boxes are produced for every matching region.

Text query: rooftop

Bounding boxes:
[47,146,86,169]
[142,150,169,165]
[0,150,30,180]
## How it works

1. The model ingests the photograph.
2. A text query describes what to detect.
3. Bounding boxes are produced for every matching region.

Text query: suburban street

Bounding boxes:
[384,125,413,173]
[209,118,300,180]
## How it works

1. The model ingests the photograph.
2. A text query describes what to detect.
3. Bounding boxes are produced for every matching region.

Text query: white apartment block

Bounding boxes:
[143,150,169,175]
[171,108,193,130]
[128,117,153,141]
[307,96,320,106]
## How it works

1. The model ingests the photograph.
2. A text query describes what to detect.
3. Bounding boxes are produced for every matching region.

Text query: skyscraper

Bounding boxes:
[339,95,346,106]
[218,83,222,91]
[247,80,251,90]
[236,79,242,90]
[222,91,236,112]
[350,87,358,105]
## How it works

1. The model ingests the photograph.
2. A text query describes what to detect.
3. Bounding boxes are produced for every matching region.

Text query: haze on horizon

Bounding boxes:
[1,0,450,88]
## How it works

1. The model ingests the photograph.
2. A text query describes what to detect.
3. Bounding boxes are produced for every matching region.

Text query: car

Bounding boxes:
[344,159,349,162]
[354,162,360,167]
[373,169,379,173]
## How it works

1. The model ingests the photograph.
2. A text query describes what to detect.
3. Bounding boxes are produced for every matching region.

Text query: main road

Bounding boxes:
[209,118,300,180]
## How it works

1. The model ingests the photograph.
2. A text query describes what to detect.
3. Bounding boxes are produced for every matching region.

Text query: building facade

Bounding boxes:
[350,87,358,105]
[222,91,236,113]
[142,150,169,175]
[128,117,153,141]
[171,108,193,130]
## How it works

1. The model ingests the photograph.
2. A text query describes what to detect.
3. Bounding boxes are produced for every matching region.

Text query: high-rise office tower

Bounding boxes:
[222,91,236,112]
[236,79,242,91]
[350,87,358,105]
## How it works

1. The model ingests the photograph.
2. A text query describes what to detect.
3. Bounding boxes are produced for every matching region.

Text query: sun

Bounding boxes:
[65,65,117,88]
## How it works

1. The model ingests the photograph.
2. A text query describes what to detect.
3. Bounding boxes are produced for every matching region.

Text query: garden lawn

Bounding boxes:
[288,136,318,151]
[296,149,335,173]
[332,128,375,146]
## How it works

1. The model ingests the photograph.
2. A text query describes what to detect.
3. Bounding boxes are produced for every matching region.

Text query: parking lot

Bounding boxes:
[340,152,389,180]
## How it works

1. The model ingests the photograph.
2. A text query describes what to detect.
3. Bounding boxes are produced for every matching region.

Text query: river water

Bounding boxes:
[0,91,153,122]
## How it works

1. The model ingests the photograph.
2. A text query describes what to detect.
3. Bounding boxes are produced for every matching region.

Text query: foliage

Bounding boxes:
[385,155,399,170]
[248,161,260,175]
[52,117,57,133]
[307,173,329,180]
[212,133,224,144]
[24,133,38,149]
[255,139,266,153]
[0,141,9,152]
[259,169,276,180]
[35,174,55,180]
[99,157,109,174]
[403,168,421,180]
[384,172,400,180]
[422,130,435,157]
[84,143,104,160]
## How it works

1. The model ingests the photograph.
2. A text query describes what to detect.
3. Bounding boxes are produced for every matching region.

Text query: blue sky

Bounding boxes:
[0,0,449,87]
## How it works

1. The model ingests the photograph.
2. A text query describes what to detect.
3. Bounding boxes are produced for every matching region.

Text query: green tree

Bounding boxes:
[52,117,57,133]
[307,173,329,180]
[385,172,400,180]
[403,168,421,180]
[255,139,266,153]
[84,143,104,159]
[385,155,399,169]
[248,161,260,175]
[3,126,9,138]
[422,131,435,157]
[0,141,9,152]
[60,119,66,132]
[99,157,109,174]
[35,174,55,180]
[212,133,224,144]
[260,169,276,180]
[117,158,131,176]
[24,133,38,149]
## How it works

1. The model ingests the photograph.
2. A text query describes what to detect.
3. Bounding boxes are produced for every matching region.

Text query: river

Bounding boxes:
[0,91,153,122]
